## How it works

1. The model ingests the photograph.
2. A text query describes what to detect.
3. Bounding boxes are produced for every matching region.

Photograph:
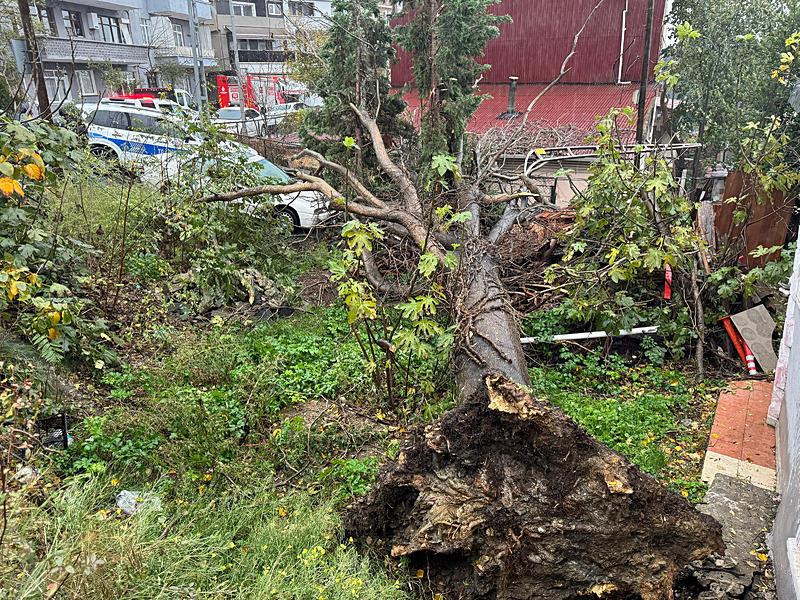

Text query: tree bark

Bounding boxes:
[452,240,530,400]
[17,0,50,119]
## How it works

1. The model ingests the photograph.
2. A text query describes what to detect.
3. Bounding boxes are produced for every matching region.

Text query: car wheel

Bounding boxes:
[90,145,118,162]
[275,205,300,232]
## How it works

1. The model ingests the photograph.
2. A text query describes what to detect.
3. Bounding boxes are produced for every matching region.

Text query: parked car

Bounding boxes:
[72,101,195,183]
[212,107,270,136]
[71,102,334,229]
[184,147,336,229]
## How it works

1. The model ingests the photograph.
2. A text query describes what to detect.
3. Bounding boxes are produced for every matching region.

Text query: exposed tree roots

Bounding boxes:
[345,374,724,600]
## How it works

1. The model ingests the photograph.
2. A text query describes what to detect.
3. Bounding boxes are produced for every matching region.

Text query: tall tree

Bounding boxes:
[16,0,49,119]
[394,0,509,161]
[301,0,410,171]
[664,0,797,162]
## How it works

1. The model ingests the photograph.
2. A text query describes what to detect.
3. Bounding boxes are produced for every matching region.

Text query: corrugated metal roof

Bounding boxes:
[399,83,657,142]
[391,0,667,86]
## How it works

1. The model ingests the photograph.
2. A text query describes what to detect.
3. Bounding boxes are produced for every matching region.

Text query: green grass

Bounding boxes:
[3,476,405,600]
[528,350,717,501]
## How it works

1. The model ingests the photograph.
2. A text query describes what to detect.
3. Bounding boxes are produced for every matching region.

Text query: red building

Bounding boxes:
[393,0,668,140]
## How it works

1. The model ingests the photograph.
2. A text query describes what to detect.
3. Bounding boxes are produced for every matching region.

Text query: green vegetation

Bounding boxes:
[529,350,718,502]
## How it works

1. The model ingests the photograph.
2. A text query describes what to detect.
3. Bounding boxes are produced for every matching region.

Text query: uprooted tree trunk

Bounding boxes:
[200,101,723,598]
[346,374,724,600]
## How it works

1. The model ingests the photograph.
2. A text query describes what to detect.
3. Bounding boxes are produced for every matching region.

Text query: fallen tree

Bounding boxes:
[199,0,725,594]
[346,373,725,600]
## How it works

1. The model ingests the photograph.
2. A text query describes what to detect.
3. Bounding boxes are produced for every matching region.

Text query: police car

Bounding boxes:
[74,101,334,228]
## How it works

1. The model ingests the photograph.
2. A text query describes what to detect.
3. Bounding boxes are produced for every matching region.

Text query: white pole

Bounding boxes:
[520,326,659,344]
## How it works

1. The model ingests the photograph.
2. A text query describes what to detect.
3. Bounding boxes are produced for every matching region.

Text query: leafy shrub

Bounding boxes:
[0,119,115,366]
[319,457,380,500]
[64,414,162,474]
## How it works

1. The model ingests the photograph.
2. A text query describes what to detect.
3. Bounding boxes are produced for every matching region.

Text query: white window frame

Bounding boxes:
[44,69,68,102]
[267,2,282,16]
[172,23,184,46]
[62,9,84,38]
[232,1,256,17]
[141,19,151,45]
[76,70,97,96]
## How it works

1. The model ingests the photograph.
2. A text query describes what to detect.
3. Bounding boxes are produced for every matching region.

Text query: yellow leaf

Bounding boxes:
[22,163,44,181]
[8,280,18,299]
[47,327,59,340]
[0,177,23,197]
[278,506,288,518]
[415,569,424,578]
[534,147,547,156]
[51,311,61,325]
[755,552,768,562]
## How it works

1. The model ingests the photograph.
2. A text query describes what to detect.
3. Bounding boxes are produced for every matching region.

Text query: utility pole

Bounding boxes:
[186,0,203,109]
[194,0,209,104]
[228,13,246,127]
[635,0,655,144]
[16,0,50,119]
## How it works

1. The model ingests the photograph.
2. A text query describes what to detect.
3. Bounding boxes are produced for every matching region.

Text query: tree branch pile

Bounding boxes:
[345,373,724,600]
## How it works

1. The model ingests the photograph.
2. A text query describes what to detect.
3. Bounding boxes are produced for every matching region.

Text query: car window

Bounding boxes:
[128,113,172,137]
[90,109,128,129]
[245,109,260,119]
[255,159,290,183]
[216,108,241,120]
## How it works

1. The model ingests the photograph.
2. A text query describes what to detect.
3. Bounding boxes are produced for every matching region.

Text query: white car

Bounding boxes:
[188,148,336,229]
[212,107,273,137]
[72,102,333,229]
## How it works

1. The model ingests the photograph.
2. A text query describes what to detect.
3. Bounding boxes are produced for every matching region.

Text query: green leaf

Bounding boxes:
[0,162,13,177]
[418,252,438,278]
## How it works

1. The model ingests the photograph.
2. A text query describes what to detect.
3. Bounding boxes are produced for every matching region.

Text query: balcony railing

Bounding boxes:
[38,37,149,65]
[236,50,293,63]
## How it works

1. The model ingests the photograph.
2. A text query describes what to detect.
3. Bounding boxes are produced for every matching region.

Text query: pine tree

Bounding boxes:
[395,0,509,161]
[301,0,410,171]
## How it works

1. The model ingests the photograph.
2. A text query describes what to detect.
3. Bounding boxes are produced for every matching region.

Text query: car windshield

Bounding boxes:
[255,158,291,183]
[216,108,244,120]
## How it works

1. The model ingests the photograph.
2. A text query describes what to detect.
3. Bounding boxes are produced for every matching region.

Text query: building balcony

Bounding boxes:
[236,49,292,63]
[154,45,218,67]
[80,0,140,8]
[38,37,149,65]
[147,0,214,22]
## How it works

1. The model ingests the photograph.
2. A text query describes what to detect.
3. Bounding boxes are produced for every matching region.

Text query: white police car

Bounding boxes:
[74,102,334,229]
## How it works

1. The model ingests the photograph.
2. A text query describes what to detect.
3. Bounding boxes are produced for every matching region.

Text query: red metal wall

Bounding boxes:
[391,0,667,86]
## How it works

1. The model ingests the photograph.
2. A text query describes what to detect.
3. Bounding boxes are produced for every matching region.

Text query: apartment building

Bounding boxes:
[210,1,395,79]
[14,0,217,107]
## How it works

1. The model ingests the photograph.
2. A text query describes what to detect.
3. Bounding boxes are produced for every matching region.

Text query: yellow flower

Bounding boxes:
[0,177,23,197]
[203,473,213,481]
[111,478,119,486]
[198,484,206,495]
[277,506,288,518]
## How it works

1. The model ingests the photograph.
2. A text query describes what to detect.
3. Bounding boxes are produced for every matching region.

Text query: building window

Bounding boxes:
[44,69,68,101]
[62,10,84,38]
[99,15,124,43]
[37,7,56,36]
[267,2,282,16]
[172,23,184,46]
[76,70,97,96]
[289,1,314,16]
[238,39,272,51]
[141,19,151,45]
[231,1,256,16]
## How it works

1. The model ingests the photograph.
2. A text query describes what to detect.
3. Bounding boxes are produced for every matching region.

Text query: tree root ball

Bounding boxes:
[345,373,724,600]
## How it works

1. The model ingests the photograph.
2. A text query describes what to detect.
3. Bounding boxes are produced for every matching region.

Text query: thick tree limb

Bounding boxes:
[349,102,425,217]
[295,148,389,210]
[487,202,556,243]
[361,249,411,297]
